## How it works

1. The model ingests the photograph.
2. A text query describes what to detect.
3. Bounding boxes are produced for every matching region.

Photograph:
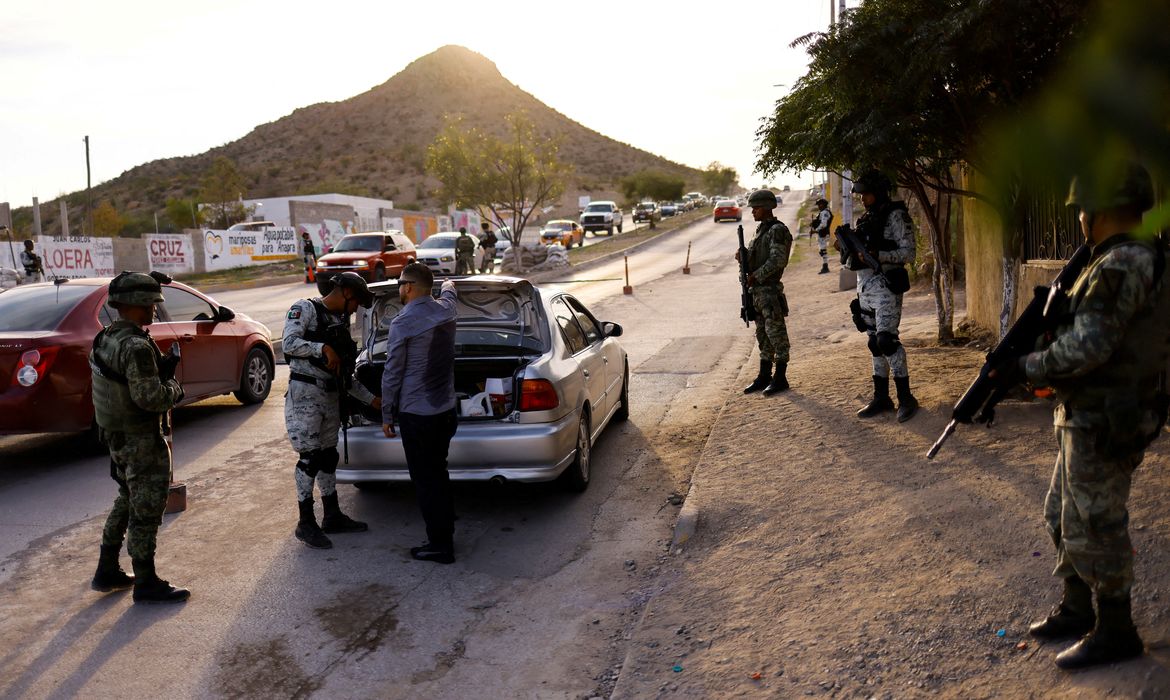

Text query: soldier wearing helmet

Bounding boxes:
[90,271,189,603]
[738,188,794,396]
[20,239,44,283]
[812,198,833,274]
[847,169,919,422]
[1012,161,1169,670]
[283,271,381,549]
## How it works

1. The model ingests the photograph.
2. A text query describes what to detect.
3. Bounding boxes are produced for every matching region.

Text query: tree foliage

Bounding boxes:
[91,201,125,237]
[427,112,570,270]
[199,156,249,229]
[166,197,204,230]
[619,170,685,203]
[700,162,738,197]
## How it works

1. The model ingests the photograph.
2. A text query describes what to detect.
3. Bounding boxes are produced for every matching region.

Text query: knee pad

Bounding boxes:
[296,451,320,479]
[875,331,901,356]
[314,447,340,475]
[866,334,882,357]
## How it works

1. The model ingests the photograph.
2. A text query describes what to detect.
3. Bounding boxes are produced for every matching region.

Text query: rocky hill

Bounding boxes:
[24,45,703,233]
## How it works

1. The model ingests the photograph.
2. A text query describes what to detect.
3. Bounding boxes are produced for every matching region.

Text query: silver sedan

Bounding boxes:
[336,276,629,492]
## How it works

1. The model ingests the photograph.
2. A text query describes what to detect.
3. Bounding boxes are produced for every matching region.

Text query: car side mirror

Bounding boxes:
[216,305,236,322]
[602,321,623,337]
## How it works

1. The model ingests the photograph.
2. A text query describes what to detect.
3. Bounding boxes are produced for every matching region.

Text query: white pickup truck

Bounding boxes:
[579,201,623,236]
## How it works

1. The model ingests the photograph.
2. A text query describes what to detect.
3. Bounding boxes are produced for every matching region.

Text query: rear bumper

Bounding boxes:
[335,410,580,483]
[0,384,91,434]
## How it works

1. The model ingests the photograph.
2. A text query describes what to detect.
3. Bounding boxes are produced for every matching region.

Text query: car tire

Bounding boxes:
[562,411,592,492]
[234,346,273,405]
[354,481,390,492]
[606,226,614,236]
[373,264,386,282]
[618,224,623,234]
[614,363,630,423]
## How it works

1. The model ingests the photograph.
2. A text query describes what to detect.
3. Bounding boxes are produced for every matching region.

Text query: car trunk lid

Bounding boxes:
[0,331,63,395]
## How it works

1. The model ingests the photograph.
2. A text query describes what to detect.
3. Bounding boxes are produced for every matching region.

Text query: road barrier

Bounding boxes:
[683,241,692,275]
[623,255,633,295]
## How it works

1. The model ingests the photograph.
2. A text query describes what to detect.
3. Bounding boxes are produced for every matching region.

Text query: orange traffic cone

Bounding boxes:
[305,257,316,284]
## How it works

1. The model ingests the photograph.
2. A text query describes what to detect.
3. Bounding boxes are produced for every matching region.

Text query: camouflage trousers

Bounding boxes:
[479,247,495,273]
[1044,425,1141,597]
[100,430,171,561]
[752,285,790,364]
[455,253,476,275]
[817,234,830,265]
[285,380,340,501]
[857,273,908,378]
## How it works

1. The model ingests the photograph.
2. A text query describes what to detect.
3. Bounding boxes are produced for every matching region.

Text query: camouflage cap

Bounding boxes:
[747,189,778,209]
[1067,162,1155,214]
[108,271,164,307]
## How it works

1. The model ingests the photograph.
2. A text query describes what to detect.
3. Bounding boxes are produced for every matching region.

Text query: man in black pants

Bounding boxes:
[381,262,460,563]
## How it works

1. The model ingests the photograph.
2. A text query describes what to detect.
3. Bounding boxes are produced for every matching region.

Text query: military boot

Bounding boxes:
[894,376,919,422]
[295,498,333,549]
[91,544,134,592]
[1055,595,1144,670]
[131,558,190,604]
[763,363,790,396]
[819,263,830,274]
[321,492,368,534]
[857,376,895,418]
[743,360,772,394]
[1029,576,1094,640]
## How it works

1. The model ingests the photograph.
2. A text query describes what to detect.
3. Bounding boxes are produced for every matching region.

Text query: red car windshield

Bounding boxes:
[0,284,93,331]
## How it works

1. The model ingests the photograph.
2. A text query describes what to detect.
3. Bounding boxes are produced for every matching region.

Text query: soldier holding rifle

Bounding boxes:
[736,189,793,396]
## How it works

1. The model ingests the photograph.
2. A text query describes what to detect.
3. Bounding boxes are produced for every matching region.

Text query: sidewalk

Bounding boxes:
[611,237,1170,697]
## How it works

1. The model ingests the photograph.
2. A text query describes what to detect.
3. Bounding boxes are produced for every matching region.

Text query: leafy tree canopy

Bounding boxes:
[620,170,685,203]
[701,162,738,197]
[199,156,248,229]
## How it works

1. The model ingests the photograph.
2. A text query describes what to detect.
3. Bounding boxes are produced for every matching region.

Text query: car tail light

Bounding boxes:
[12,346,61,388]
[518,379,559,411]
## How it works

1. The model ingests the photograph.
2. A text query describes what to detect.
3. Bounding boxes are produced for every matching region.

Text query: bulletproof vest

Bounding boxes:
[1055,236,1170,411]
[456,235,476,254]
[855,200,906,254]
[302,299,357,374]
[749,219,791,283]
[90,321,166,433]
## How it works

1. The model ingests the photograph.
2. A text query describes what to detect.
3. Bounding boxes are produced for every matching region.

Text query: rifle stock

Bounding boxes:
[834,224,882,274]
[737,225,755,327]
[926,243,1092,459]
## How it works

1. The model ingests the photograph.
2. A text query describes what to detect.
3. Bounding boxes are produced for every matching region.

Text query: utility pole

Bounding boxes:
[837,0,853,226]
[32,197,43,237]
[83,135,92,236]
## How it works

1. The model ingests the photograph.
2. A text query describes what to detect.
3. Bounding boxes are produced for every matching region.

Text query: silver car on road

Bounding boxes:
[337,276,629,492]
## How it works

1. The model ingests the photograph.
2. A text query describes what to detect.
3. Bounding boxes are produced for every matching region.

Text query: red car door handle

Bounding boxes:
[583,369,590,379]
[181,334,195,343]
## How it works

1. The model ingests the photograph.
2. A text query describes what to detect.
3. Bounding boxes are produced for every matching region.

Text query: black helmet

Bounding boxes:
[747,189,778,209]
[333,271,374,308]
[108,271,165,307]
[1067,162,1155,215]
[815,198,828,207]
[851,170,893,196]
[23,239,35,247]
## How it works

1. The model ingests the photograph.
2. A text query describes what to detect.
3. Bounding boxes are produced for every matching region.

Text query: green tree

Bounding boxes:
[619,170,685,203]
[700,162,738,197]
[756,0,1085,342]
[199,156,248,229]
[165,197,203,230]
[427,112,570,271]
[91,201,125,237]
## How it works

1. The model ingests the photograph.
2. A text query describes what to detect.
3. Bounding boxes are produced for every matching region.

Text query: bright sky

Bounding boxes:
[0,0,844,210]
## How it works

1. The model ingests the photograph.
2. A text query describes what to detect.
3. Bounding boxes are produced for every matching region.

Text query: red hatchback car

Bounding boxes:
[0,278,275,436]
[713,200,742,223]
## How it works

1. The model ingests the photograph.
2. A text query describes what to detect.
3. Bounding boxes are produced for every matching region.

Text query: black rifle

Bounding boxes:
[834,224,883,275]
[158,341,181,382]
[330,318,359,463]
[927,243,1092,459]
[736,225,755,326]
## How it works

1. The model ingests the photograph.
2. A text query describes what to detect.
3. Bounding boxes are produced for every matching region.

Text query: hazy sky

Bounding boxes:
[0,0,843,209]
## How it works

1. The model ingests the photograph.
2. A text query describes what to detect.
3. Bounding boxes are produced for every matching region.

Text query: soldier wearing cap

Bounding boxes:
[738,189,794,396]
[283,271,380,549]
[455,227,477,275]
[1010,162,1170,669]
[90,271,189,603]
[847,170,919,422]
[20,239,44,283]
[813,199,833,274]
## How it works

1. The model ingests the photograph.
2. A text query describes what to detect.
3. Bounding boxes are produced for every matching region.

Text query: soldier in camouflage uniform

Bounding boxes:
[1012,163,1169,669]
[739,189,793,396]
[455,227,477,275]
[284,271,381,549]
[90,271,189,603]
[847,171,919,422]
[813,198,833,274]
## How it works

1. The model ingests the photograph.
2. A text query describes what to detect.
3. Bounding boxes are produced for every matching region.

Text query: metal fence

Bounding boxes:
[1020,188,1081,261]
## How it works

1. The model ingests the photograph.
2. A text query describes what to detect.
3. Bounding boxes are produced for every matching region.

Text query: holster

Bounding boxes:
[849,298,868,332]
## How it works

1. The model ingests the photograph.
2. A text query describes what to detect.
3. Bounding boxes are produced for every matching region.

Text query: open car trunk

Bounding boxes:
[350,277,547,423]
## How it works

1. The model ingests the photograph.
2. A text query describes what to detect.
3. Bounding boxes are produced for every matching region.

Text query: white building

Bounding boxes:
[241,193,395,232]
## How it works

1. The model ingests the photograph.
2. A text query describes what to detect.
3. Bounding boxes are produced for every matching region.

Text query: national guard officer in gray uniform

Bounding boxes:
[283,271,380,549]
[455,227,477,275]
[20,239,45,284]
[90,271,189,603]
[1010,163,1170,669]
[813,198,833,274]
[847,170,919,422]
[740,189,794,396]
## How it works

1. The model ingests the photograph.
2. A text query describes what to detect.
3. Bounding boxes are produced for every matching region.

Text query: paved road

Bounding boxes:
[0,195,804,698]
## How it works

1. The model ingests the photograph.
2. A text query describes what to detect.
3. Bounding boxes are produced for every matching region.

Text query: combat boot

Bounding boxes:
[295,498,333,549]
[857,376,895,418]
[91,544,134,592]
[819,263,830,274]
[131,558,190,604]
[321,492,368,534]
[1029,576,1094,640]
[743,360,772,394]
[763,363,790,396]
[1055,595,1144,670]
[894,376,919,422]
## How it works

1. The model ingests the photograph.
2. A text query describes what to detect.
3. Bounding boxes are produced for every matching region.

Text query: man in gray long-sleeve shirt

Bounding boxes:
[381,262,460,563]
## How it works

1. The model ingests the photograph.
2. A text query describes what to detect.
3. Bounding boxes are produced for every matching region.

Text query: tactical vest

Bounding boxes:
[855,200,907,254]
[90,321,166,433]
[1055,236,1170,414]
[301,299,357,374]
[749,219,791,284]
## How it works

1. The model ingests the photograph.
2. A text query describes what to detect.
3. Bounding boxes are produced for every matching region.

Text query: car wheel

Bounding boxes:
[354,481,390,492]
[614,363,630,422]
[373,264,386,282]
[234,346,273,404]
[562,411,592,492]
[606,226,614,236]
[618,225,623,234]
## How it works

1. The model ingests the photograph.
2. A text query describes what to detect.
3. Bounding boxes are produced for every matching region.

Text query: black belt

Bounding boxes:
[290,372,338,391]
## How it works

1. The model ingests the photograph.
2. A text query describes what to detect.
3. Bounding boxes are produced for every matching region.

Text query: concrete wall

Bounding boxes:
[111,237,149,273]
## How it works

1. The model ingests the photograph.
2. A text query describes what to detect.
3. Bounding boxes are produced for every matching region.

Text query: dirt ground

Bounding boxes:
[611,233,1170,698]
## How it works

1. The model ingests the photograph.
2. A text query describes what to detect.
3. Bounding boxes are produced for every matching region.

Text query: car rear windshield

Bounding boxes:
[0,284,94,331]
[332,236,382,252]
[717,200,737,207]
[367,288,546,357]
